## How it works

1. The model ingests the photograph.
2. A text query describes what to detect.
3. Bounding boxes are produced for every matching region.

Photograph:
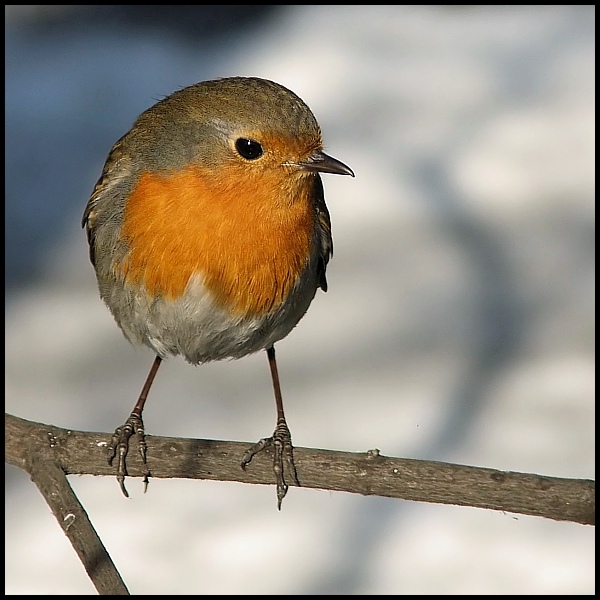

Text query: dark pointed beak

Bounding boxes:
[297,151,355,177]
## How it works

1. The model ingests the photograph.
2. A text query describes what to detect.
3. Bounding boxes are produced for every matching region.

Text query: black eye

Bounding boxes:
[235,138,263,160]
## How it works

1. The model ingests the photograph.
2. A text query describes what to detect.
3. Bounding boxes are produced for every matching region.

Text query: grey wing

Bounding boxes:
[81,136,131,268]
[313,175,333,293]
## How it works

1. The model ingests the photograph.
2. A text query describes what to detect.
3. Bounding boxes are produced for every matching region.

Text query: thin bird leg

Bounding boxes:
[107,355,162,497]
[241,346,299,509]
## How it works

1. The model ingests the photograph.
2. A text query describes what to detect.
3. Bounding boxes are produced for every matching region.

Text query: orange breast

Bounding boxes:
[119,164,314,316]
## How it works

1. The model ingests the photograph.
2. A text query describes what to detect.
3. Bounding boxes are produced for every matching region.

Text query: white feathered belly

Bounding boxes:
[100,270,319,364]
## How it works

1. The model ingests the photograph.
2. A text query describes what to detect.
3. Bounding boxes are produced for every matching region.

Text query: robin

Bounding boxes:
[82,76,354,509]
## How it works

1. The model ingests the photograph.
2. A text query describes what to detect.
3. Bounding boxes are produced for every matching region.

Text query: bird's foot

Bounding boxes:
[107,410,150,497]
[241,418,299,510]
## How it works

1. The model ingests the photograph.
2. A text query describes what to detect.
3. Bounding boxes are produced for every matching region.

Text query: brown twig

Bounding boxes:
[6,414,129,595]
[6,413,594,527]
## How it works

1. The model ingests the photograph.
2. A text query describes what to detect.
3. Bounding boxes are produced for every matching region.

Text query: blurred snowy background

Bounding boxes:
[5,5,594,595]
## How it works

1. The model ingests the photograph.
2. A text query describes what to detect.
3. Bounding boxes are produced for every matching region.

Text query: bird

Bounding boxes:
[82,76,354,509]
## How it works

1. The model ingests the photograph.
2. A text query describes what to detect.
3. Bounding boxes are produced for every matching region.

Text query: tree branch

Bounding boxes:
[6,413,129,595]
[6,412,594,527]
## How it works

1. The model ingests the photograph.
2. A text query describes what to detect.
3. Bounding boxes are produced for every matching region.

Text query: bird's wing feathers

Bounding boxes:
[313,175,333,293]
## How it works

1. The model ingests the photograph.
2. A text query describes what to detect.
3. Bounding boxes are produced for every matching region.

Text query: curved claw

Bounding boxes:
[106,412,149,497]
[241,419,299,510]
